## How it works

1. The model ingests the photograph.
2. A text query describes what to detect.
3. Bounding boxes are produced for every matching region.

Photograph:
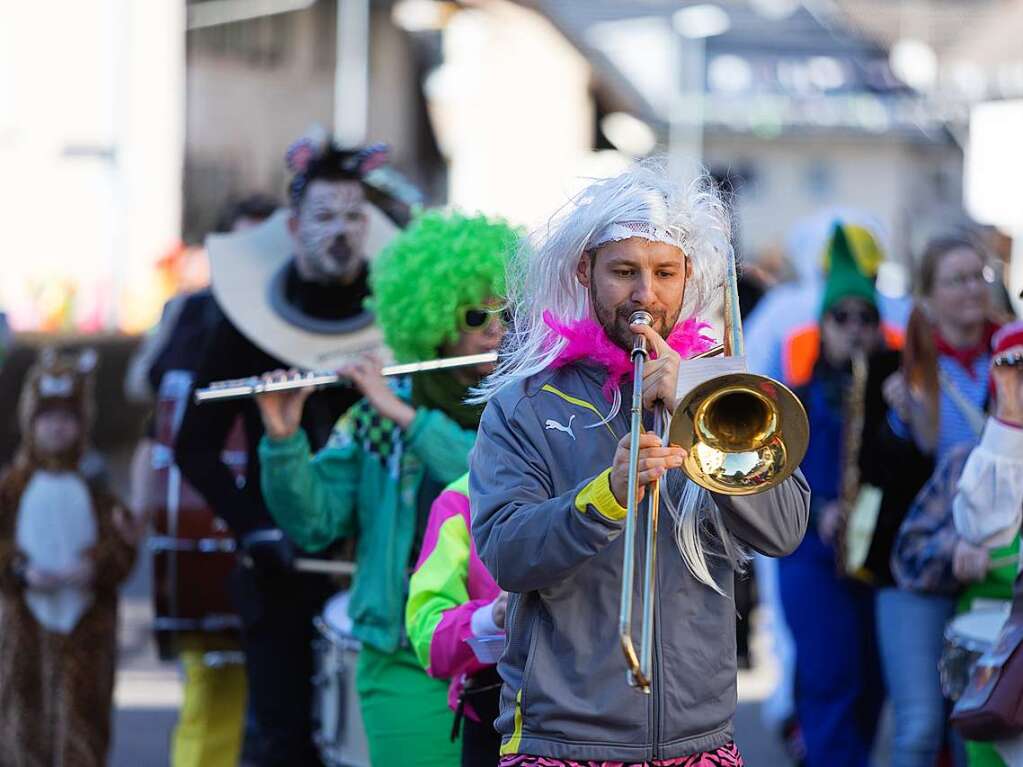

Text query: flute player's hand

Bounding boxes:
[254,368,313,440]
[338,356,416,429]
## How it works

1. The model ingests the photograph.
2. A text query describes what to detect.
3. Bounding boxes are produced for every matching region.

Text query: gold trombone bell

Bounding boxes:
[670,373,808,495]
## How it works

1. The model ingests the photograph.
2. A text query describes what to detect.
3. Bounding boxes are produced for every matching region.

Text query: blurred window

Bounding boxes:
[188,11,292,68]
[314,0,337,73]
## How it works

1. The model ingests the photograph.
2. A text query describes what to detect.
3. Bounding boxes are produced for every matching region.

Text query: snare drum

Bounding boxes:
[939,605,1010,700]
[313,591,369,767]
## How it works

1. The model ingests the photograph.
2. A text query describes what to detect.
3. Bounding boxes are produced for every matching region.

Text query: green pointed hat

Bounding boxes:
[820,223,877,316]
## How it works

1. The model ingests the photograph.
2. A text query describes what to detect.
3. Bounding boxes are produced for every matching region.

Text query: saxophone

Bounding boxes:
[834,351,870,580]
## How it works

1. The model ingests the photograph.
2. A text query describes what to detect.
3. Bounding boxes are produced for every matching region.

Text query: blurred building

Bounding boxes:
[8,0,1010,335]
[837,0,1023,102]
[1,1,184,333]
[181,0,1012,272]
[184,0,443,241]
[489,0,968,265]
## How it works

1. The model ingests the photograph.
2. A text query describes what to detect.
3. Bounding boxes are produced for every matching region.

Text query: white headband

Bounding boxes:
[589,220,684,252]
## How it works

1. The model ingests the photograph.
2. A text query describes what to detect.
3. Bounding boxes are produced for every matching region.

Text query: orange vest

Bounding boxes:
[782,323,904,389]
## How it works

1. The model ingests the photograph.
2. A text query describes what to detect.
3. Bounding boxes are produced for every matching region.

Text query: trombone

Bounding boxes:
[618,249,809,693]
[618,310,665,693]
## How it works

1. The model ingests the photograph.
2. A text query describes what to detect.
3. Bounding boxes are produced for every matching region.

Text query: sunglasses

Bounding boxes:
[829,307,879,327]
[458,305,510,334]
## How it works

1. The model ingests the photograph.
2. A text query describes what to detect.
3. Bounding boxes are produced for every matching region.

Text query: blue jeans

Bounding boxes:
[779,530,884,767]
[876,587,957,767]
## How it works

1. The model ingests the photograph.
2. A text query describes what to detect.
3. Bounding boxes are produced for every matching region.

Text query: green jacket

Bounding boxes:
[259,395,476,653]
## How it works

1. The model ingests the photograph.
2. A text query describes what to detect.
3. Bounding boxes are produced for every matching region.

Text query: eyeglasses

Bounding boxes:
[829,307,879,327]
[458,305,509,334]
[936,271,988,290]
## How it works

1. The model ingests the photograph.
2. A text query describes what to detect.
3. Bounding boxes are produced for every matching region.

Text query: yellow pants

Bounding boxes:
[171,635,247,767]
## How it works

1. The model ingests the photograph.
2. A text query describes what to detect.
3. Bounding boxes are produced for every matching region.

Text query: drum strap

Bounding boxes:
[450,667,503,742]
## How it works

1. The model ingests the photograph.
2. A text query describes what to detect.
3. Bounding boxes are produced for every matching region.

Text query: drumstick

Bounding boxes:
[294,558,357,576]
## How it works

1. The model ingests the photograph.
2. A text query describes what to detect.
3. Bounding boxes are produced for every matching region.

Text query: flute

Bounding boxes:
[194,351,498,404]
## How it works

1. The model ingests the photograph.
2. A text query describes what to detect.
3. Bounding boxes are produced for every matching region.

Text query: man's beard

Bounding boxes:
[590,285,682,351]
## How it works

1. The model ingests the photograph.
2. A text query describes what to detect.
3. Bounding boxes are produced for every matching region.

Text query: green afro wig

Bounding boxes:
[367,210,518,363]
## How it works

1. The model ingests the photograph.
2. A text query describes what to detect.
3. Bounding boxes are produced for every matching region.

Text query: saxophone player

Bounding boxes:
[775,223,915,767]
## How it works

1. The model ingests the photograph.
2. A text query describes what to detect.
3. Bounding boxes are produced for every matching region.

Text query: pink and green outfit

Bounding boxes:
[407,473,504,764]
[407,473,502,711]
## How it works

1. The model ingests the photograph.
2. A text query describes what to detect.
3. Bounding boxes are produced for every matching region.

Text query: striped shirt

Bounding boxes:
[889,352,989,464]
[935,353,990,460]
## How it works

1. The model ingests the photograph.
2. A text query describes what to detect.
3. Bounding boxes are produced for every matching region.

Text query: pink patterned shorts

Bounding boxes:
[499,741,744,767]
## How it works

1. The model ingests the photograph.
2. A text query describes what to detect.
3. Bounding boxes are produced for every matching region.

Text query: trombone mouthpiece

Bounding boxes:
[630,311,652,357]
[629,311,653,328]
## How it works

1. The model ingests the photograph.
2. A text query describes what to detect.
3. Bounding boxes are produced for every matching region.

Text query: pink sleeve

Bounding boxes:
[428,597,493,680]
[406,487,501,681]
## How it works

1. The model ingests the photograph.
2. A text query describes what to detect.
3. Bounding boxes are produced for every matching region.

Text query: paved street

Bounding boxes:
[110,553,179,767]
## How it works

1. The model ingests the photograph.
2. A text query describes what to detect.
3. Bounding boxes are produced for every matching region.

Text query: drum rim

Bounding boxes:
[945,606,1010,646]
[313,616,361,652]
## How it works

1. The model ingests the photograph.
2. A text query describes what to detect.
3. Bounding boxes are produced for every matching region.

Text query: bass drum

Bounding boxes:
[149,369,243,659]
[313,591,369,767]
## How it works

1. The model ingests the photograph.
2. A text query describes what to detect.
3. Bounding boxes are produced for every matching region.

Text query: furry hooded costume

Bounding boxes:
[0,348,136,767]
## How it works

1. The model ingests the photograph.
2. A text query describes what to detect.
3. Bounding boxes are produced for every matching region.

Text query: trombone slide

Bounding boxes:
[619,311,661,693]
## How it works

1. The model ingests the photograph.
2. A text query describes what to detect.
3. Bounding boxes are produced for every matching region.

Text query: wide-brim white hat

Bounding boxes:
[206,206,399,370]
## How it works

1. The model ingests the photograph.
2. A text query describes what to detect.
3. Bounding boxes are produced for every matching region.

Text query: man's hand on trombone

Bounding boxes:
[630,319,681,411]
[610,431,687,507]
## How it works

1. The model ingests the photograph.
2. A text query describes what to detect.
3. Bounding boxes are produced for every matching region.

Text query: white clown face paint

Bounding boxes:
[291,179,369,284]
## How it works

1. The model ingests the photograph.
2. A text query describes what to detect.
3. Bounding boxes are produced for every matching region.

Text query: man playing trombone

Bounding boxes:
[469,161,810,766]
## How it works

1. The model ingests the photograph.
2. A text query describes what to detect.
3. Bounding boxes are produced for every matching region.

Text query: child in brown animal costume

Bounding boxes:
[0,349,136,766]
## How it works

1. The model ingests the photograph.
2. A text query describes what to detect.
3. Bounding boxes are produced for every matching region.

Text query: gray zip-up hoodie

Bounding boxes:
[470,362,809,762]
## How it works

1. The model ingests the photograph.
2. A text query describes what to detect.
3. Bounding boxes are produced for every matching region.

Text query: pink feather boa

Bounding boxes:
[543,311,714,401]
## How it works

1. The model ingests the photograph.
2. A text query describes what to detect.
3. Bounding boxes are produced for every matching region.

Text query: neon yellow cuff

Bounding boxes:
[574,468,627,521]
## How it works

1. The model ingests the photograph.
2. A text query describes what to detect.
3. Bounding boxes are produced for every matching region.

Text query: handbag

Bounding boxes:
[950,571,1023,741]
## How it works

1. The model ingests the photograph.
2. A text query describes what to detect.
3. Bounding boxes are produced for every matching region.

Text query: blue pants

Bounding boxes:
[778,530,884,767]
[876,588,961,767]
